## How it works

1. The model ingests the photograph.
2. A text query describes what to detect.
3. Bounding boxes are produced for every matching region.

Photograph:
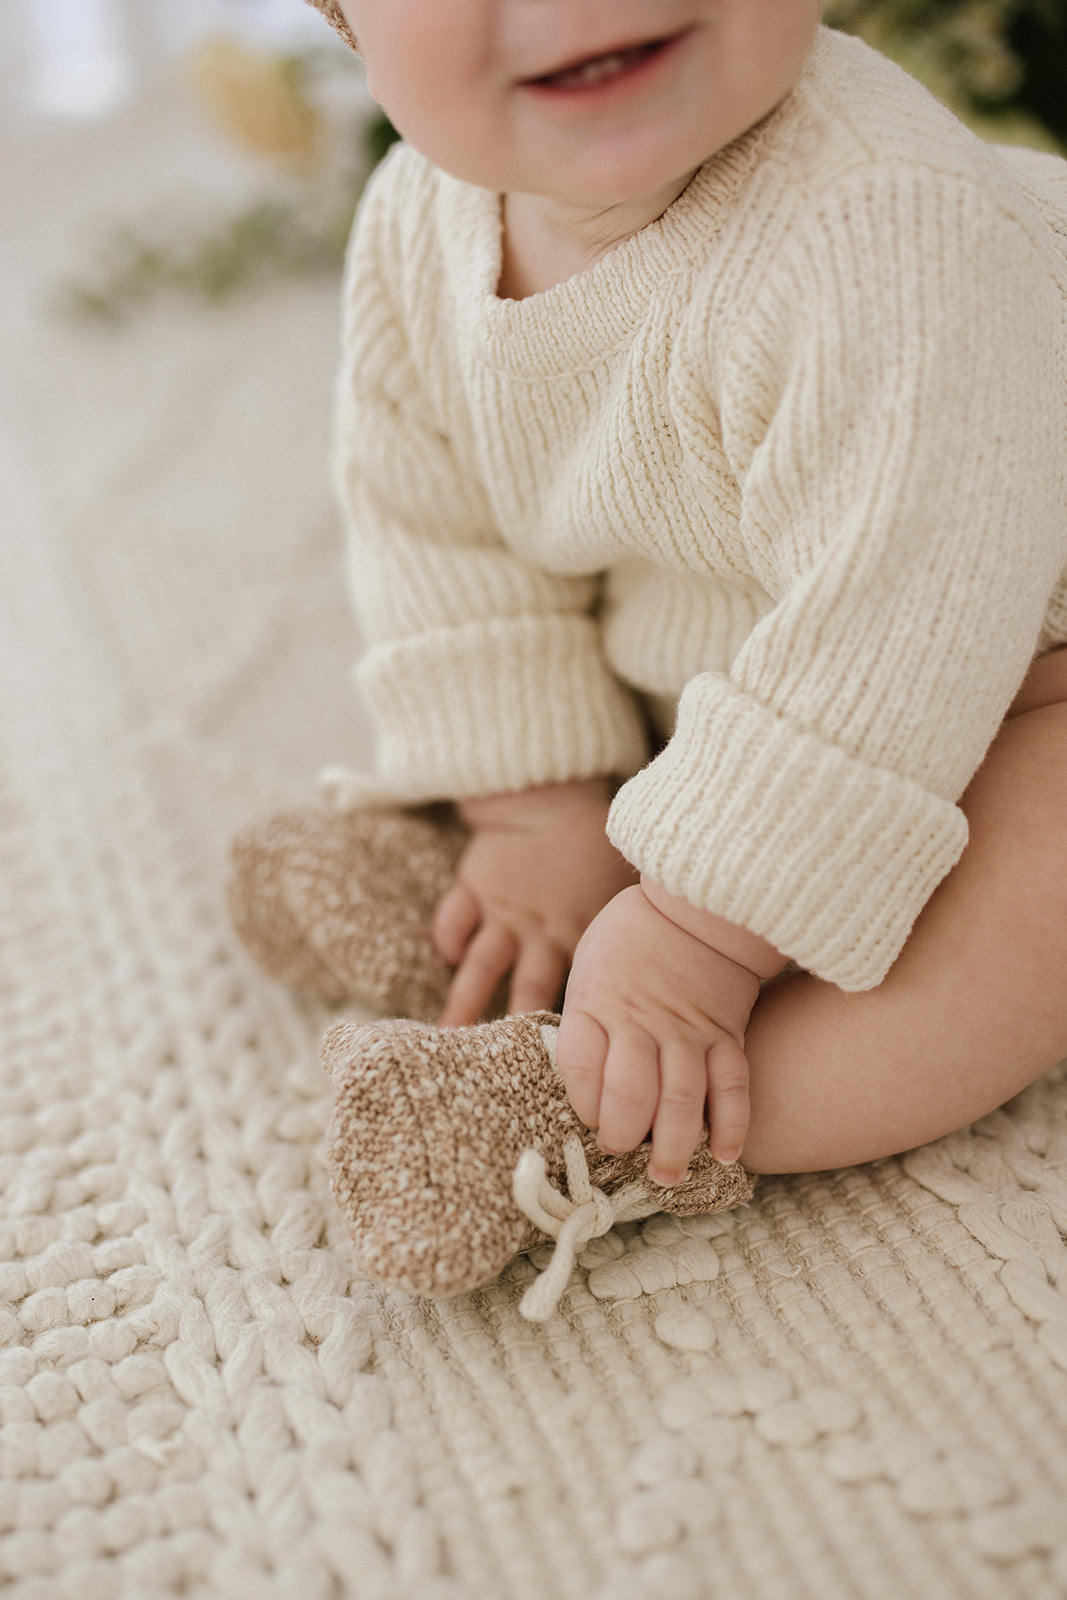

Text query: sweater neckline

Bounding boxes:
[464,139,759,378]
[460,30,831,379]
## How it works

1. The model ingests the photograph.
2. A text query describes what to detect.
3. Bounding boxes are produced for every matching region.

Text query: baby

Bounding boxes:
[240,1,1067,1221]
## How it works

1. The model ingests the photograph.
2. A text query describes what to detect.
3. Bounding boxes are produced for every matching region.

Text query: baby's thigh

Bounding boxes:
[1008,643,1067,715]
[741,666,1067,1175]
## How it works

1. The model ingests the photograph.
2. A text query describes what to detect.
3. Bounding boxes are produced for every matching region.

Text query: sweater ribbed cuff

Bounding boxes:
[606,675,968,990]
[358,614,649,800]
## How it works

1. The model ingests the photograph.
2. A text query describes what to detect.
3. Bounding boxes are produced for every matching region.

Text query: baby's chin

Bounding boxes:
[412,97,776,212]
[405,129,720,217]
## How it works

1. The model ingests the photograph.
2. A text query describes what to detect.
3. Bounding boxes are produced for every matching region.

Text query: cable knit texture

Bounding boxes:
[336,26,1067,988]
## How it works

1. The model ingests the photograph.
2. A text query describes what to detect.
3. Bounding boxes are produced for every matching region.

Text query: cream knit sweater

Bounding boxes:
[334,26,1067,991]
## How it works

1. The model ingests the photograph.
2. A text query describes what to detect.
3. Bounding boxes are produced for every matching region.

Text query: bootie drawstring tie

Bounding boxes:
[512,1134,661,1321]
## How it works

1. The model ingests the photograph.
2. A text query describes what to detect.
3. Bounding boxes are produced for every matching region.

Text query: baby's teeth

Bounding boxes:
[547,50,629,88]
[577,52,625,84]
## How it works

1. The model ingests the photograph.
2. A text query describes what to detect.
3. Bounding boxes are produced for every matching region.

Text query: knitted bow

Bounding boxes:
[512,1134,661,1321]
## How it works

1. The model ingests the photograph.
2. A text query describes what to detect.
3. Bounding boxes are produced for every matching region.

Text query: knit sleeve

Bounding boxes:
[334,153,648,800]
[608,167,1067,989]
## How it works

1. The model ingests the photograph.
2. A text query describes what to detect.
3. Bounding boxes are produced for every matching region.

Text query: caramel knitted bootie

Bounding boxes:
[322,1011,755,1320]
[227,803,466,1019]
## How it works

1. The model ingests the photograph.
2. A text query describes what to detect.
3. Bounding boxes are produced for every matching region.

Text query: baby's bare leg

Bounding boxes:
[742,649,1067,1175]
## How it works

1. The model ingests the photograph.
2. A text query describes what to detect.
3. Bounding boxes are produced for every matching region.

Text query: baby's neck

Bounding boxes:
[497,174,697,301]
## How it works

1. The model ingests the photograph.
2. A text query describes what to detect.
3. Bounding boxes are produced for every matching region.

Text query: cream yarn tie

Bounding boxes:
[512,1135,661,1322]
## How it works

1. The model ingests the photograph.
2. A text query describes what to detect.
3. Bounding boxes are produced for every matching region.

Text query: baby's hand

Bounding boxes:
[433,779,638,1025]
[556,879,787,1183]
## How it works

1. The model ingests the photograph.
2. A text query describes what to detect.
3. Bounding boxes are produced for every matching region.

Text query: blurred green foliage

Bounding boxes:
[822,0,1066,148]
[54,197,359,326]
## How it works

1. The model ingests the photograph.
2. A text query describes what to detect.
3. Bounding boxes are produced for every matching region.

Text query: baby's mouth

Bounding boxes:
[527,35,678,92]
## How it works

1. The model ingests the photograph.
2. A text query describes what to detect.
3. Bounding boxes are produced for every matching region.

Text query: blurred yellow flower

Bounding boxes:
[187,36,322,173]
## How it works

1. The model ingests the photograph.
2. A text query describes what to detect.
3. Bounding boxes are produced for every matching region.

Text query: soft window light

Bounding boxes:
[24,0,131,117]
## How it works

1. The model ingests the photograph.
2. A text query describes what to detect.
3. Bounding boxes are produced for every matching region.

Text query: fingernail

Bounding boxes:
[715,1147,740,1166]
[650,1168,684,1188]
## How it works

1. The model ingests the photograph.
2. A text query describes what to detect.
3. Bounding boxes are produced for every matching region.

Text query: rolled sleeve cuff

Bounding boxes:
[358,613,649,801]
[606,675,968,990]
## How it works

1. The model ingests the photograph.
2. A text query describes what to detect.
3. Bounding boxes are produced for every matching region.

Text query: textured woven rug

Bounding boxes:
[3,96,1067,1600]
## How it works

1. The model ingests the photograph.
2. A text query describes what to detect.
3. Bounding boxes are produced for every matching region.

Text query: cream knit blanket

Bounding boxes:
[3,99,1067,1600]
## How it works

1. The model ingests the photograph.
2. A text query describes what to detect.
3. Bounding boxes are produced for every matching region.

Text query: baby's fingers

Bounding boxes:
[648,1039,709,1188]
[508,939,568,1017]
[706,1034,750,1166]
[432,881,482,965]
[439,921,516,1027]
[595,1025,660,1159]
[554,1008,609,1129]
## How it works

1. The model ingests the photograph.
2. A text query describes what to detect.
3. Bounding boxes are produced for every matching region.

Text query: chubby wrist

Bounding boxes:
[639,875,788,982]
[457,776,612,830]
